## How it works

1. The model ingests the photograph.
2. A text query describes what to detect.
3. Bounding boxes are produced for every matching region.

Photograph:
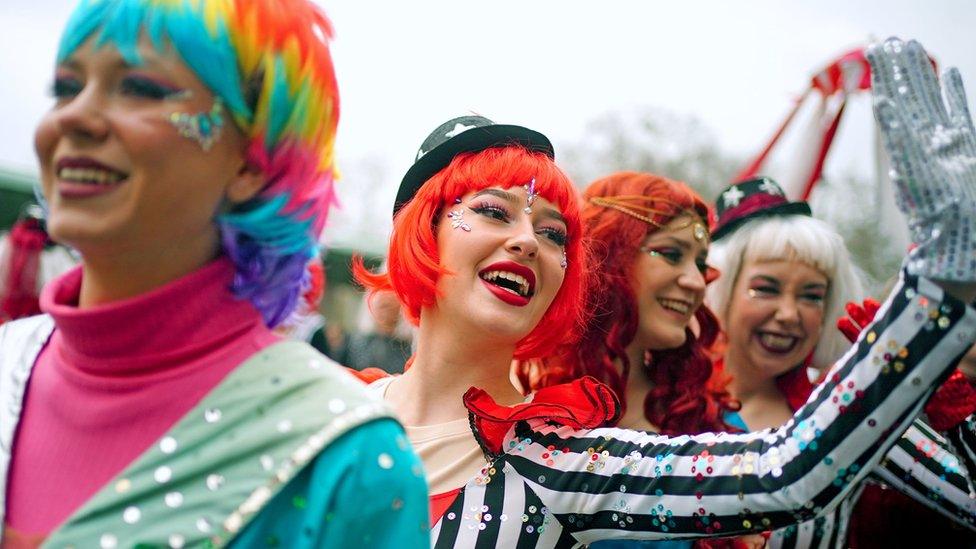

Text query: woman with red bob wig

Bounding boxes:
[354,111,976,547]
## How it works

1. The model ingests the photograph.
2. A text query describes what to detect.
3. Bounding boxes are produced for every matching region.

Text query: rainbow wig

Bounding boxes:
[58,0,340,327]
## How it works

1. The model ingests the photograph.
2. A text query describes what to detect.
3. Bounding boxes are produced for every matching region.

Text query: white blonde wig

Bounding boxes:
[706,214,865,369]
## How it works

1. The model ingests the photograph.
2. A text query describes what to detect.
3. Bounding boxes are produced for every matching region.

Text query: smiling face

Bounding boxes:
[724,258,828,378]
[34,35,257,264]
[433,185,568,345]
[631,215,710,350]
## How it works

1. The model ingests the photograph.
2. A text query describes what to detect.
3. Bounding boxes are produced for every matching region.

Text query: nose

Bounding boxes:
[773,295,801,325]
[54,86,110,143]
[505,219,539,259]
[677,262,707,293]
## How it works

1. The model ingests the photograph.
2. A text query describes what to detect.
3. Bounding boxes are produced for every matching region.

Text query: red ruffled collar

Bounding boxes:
[464,376,619,456]
[354,369,620,456]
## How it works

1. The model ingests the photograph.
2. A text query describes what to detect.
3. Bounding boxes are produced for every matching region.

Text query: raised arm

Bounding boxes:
[503,273,975,544]
[501,37,976,544]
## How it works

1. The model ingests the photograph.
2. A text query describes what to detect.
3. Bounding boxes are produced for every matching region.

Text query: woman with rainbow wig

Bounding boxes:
[350,105,976,546]
[0,0,428,546]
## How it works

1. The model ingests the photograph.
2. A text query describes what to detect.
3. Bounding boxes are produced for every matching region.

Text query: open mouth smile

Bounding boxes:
[756,331,801,354]
[478,261,536,307]
[658,298,692,316]
[55,157,129,197]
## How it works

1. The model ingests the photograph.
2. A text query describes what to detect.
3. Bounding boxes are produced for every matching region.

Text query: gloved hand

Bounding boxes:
[836,298,882,343]
[867,38,976,282]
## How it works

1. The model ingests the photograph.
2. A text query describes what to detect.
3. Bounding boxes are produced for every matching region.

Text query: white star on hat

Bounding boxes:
[758,179,782,196]
[444,123,475,138]
[722,186,745,208]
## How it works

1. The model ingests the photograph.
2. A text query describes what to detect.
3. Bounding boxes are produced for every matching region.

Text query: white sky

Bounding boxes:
[1,0,974,249]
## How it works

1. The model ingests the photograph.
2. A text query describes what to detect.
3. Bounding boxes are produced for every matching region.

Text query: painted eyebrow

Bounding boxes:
[749,275,781,286]
[59,49,167,71]
[802,282,829,292]
[473,188,519,203]
[645,235,693,251]
[472,188,567,224]
[538,208,566,225]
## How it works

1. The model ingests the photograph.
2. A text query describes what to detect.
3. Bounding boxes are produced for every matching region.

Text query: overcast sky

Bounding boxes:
[2,1,974,247]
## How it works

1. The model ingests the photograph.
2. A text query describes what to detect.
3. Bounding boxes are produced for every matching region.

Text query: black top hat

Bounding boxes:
[393,115,554,216]
[711,177,812,241]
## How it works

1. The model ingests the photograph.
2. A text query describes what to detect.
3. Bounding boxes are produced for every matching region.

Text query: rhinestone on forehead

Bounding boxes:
[523,178,538,214]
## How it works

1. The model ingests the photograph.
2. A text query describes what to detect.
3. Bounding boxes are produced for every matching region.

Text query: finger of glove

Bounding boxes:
[846,301,872,327]
[874,97,933,213]
[836,317,860,344]
[864,298,881,318]
[867,39,947,129]
[945,68,975,130]
[943,67,976,177]
[867,38,905,105]
[899,40,950,128]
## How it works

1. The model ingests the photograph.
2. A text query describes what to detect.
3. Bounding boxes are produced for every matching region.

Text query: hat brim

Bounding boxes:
[393,124,554,216]
[711,201,812,241]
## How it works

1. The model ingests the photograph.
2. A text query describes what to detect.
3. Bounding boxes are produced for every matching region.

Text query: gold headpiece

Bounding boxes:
[589,195,710,243]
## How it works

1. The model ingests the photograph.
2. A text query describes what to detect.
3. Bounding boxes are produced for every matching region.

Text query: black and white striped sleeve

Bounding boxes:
[503,273,976,544]
[869,417,976,531]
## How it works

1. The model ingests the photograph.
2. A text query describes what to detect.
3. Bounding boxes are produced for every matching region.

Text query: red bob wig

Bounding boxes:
[355,146,586,359]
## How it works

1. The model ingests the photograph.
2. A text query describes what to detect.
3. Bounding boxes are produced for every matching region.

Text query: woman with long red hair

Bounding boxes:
[521,172,740,439]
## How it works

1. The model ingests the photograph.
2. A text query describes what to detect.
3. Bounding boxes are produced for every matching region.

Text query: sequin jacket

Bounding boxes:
[429,274,976,548]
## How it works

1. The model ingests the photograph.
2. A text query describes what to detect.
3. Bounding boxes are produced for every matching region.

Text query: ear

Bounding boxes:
[226,161,266,204]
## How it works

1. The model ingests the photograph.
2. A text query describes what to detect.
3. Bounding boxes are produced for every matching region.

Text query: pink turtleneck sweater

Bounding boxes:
[5,259,279,535]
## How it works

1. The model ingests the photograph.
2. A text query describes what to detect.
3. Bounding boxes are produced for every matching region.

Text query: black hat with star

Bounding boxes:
[393,115,554,216]
[711,177,812,241]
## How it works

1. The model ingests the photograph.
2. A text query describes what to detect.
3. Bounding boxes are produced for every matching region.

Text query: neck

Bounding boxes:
[78,234,220,307]
[616,341,658,431]
[386,308,523,426]
[723,347,791,429]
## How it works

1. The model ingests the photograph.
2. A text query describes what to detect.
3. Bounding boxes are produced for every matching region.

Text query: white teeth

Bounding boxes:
[658,299,690,315]
[58,167,124,185]
[480,270,532,297]
[759,333,797,351]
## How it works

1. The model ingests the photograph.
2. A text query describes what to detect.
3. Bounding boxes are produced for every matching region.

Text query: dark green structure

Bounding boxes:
[0,166,38,231]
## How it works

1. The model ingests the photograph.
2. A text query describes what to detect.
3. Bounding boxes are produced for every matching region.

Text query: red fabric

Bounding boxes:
[6,259,278,535]
[847,484,976,548]
[0,219,47,323]
[349,367,390,384]
[429,488,462,526]
[923,370,976,431]
[463,376,619,456]
[714,192,794,233]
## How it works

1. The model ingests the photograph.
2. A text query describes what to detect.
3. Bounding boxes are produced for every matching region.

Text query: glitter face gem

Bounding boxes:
[523,178,538,214]
[168,98,225,151]
[448,209,471,232]
[560,249,568,269]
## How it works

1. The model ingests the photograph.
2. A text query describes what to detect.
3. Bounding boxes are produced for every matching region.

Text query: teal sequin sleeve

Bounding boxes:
[232,418,430,548]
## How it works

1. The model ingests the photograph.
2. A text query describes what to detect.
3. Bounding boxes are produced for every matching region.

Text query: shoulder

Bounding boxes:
[0,314,54,372]
[0,314,54,343]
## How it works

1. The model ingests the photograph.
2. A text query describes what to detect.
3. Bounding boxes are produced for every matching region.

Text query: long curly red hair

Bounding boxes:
[519,172,738,435]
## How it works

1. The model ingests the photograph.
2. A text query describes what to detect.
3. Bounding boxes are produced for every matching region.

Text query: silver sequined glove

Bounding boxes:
[867,37,976,282]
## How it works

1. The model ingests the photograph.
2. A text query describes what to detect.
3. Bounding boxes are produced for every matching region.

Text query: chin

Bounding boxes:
[643,327,688,351]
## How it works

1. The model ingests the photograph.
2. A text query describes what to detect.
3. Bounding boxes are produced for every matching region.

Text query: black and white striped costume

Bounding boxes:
[432,274,976,547]
[761,415,976,548]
